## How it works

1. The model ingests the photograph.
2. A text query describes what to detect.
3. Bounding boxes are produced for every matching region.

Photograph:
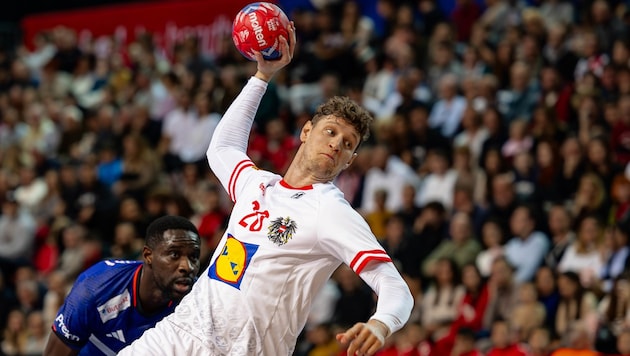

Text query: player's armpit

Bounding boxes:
[44,332,80,356]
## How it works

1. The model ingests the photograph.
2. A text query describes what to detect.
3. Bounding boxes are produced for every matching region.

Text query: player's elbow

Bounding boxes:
[402,285,414,317]
[395,277,414,326]
[206,142,220,168]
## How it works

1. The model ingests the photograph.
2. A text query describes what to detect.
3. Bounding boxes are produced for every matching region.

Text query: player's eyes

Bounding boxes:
[169,251,180,259]
[325,129,333,135]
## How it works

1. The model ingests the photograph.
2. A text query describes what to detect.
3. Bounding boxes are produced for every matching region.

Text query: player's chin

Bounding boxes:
[171,281,193,299]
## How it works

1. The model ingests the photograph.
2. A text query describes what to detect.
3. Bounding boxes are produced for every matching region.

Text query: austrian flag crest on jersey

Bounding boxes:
[267,216,297,246]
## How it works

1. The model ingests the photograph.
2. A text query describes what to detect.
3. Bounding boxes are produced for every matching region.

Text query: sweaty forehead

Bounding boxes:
[160,229,200,247]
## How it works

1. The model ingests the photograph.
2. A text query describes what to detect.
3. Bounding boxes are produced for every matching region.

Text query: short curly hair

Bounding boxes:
[311,96,373,143]
[145,215,199,248]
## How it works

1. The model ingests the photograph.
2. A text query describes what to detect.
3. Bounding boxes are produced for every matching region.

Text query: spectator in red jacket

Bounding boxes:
[486,319,530,356]
[450,328,483,356]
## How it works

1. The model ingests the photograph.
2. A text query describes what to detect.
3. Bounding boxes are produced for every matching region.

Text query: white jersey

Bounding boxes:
[169,160,392,354]
[123,77,412,356]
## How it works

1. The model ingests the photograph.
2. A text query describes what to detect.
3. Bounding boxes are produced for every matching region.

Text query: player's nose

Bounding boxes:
[178,257,194,274]
[328,136,341,151]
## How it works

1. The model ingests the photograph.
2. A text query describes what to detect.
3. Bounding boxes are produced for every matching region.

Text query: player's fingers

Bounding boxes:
[357,333,381,356]
[252,50,263,63]
[279,35,291,61]
[341,322,362,342]
[366,340,382,356]
[347,326,372,355]
[288,21,297,52]
[357,327,377,354]
[337,331,352,344]
[346,339,360,356]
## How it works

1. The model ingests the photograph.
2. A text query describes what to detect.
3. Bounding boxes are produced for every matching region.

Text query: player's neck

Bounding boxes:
[283,154,333,186]
[138,266,170,315]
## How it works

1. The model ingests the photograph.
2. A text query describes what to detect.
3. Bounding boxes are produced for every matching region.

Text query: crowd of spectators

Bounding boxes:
[3,0,630,355]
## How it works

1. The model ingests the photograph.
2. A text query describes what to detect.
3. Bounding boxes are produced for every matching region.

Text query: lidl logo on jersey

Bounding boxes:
[208,234,258,289]
[97,290,131,323]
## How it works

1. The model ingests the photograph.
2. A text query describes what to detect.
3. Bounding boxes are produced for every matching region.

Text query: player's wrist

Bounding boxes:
[254,71,273,83]
[365,319,390,343]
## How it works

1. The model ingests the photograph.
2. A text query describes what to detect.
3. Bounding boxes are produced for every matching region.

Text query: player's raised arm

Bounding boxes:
[206,23,295,190]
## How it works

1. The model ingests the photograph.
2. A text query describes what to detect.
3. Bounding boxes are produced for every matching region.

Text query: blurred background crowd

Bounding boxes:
[3,0,630,355]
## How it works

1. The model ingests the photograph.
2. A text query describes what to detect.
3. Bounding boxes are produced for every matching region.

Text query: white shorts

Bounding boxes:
[117,318,210,356]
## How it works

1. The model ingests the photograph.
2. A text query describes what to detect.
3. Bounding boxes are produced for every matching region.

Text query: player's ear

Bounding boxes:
[143,246,153,267]
[343,152,358,170]
[300,120,313,143]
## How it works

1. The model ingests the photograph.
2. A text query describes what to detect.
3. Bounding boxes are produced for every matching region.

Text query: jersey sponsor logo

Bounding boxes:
[267,216,297,246]
[54,314,80,342]
[97,289,131,323]
[238,200,269,232]
[208,234,258,289]
[105,329,126,343]
[290,192,305,199]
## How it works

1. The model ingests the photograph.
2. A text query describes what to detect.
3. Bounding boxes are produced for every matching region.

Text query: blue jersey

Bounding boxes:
[51,260,176,356]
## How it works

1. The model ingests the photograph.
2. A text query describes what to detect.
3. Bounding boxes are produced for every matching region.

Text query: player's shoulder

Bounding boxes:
[84,259,142,273]
[313,183,362,218]
[77,260,142,285]
[66,260,140,308]
[316,183,351,206]
[241,169,281,191]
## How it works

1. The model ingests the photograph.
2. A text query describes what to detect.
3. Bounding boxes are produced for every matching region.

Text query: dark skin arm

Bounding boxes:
[44,332,80,356]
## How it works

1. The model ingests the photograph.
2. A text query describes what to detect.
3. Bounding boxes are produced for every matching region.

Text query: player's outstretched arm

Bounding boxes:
[44,333,80,356]
[335,261,413,355]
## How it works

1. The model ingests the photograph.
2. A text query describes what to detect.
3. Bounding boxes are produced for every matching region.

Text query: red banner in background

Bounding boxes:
[20,0,260,59]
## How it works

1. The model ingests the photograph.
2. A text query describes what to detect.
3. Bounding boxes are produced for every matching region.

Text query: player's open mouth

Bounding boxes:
[174,279,193,293]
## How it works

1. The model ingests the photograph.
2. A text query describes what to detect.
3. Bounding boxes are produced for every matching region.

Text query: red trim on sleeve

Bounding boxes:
[350,249,387,270]
[132,265,142,308]
[228,160,254,202]
[354,256,392,274]
[350,250,392,274]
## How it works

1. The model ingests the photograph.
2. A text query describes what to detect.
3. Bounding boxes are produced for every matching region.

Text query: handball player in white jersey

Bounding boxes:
[119,23,413,356]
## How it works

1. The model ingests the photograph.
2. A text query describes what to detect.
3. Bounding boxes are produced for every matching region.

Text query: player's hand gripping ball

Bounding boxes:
[232,2,290,61]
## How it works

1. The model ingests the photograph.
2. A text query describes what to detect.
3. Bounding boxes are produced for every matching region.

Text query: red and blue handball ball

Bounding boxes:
[232,2,291,61]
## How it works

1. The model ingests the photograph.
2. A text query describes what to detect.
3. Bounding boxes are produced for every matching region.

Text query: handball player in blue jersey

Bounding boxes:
[43,215,201,356]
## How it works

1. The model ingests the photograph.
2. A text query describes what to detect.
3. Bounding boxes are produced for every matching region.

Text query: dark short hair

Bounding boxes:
[457,327,476,341]
[312,96,373,142]
[423,201,447,216]
[560,271,581,285]
[145,215,199,248]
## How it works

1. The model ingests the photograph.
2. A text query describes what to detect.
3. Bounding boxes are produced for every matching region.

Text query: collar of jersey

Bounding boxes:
[279,179,313,190]
[132,265,142,309]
